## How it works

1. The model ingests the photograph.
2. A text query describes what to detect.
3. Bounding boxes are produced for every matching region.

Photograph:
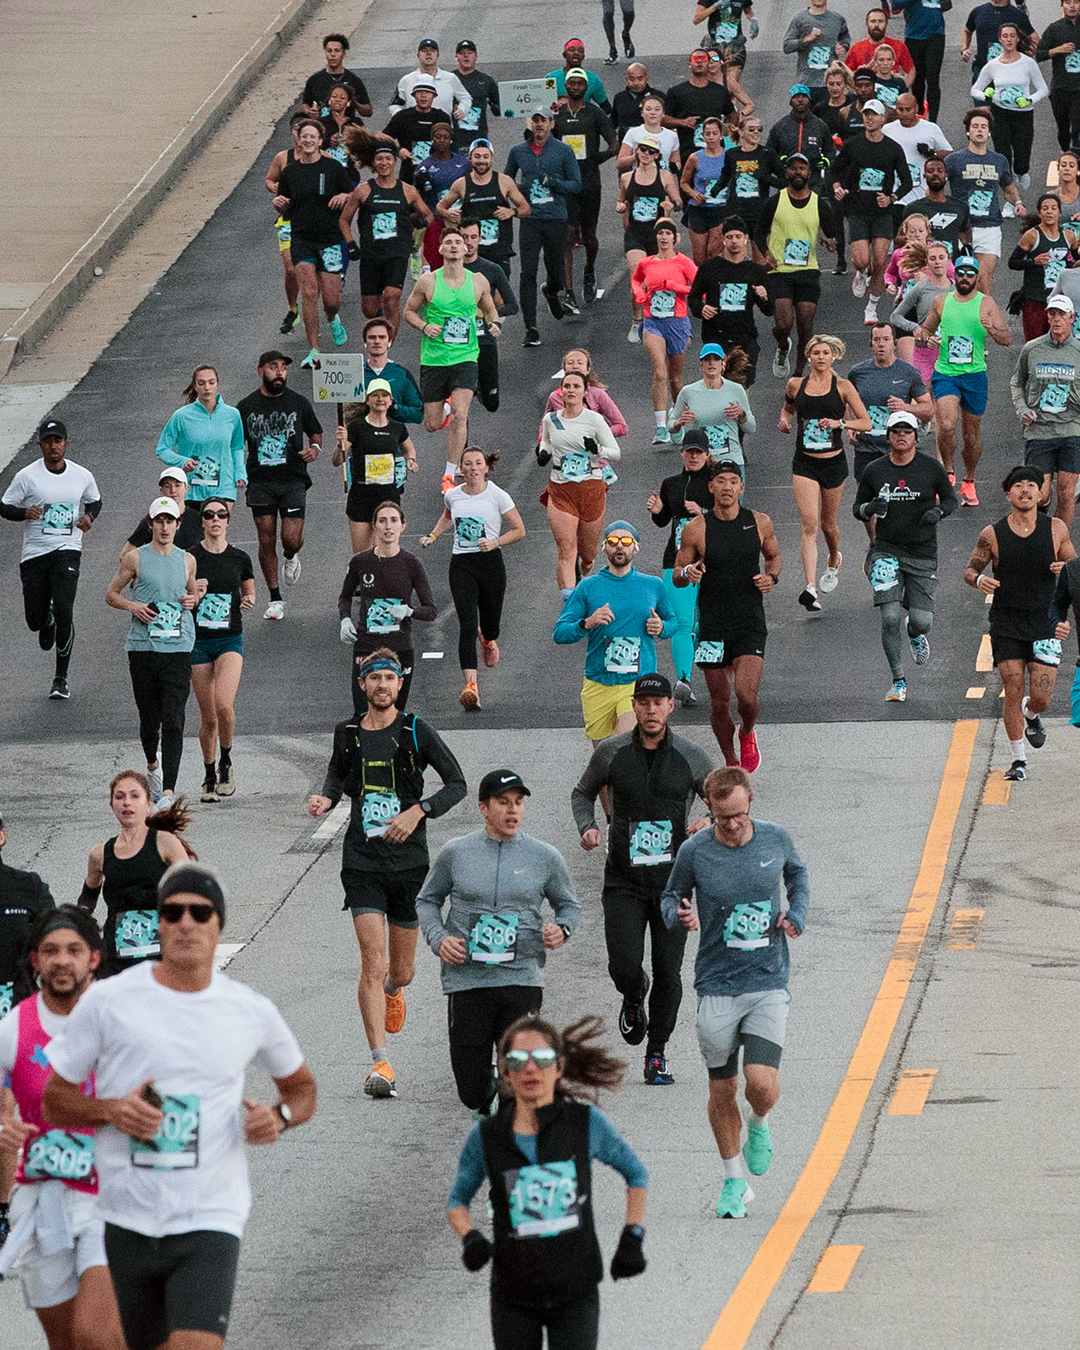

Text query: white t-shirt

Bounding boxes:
[46,962,304,1239]
[883,119,952,205]
[445,481,516,554]
[1,459,101,563]
[621,125,681,172]
[0,993,69,1080]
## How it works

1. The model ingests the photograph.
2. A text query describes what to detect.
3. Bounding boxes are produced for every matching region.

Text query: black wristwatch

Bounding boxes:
[559,924,572,941]
[420,799,433,816]
[767,573,780,587]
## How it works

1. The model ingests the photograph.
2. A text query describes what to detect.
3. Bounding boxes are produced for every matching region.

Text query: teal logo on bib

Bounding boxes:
[468,911,519,963]
[148,602,182,641]
[257,433,288,466]
[361,790,400,837]
[196,593,231,630]
[372,211,397,241]
[115,908,160,959]
[695,639,726,664]
[629,819,673,866]
[480,217,499,244]
[560,450,590,482]
[454,516,486,549]
[783,238,810,267]
[365,597,401,633]
[632,195,660,223]
[719,282,747,311]
[41,502,75,535]
[0,982,11,1018]
[25,1129,95,1182]
[604,636,641,674]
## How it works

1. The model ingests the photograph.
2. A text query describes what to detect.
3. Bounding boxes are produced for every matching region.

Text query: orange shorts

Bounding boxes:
[541,478,607,521]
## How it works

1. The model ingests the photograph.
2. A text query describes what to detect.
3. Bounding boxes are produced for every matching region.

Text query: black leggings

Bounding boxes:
[449,550,506,671]
[491,1290,600,1350]
[906,34,945,122]
[1050,87,1080,153]
[126,651,192,792]
[602,0,635,46]
[601,872,688,1056]
[519,218,568,328]
[352,645,413,716]
[20,548,80,678]
[991,106,1036,176]
[476,343,500,412]
[447,985,542,1110]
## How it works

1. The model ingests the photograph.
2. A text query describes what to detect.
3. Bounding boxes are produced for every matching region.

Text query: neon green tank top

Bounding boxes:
[769,191,821,273]
[934,291,987,377]
[420,268,479,367]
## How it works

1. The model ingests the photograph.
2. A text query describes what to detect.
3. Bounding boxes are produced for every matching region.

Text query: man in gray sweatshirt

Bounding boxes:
[416,769,579,1112]
[661,766,809,1219]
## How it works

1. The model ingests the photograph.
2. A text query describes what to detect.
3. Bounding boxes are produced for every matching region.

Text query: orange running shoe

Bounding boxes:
[364,1061,397,1098]
[384,987,406,1035]
[480,633,500,667]
[460,681,481,710]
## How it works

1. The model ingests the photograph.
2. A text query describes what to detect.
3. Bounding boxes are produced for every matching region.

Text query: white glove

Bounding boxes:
[389,604,413,620]
[340,617,358,643]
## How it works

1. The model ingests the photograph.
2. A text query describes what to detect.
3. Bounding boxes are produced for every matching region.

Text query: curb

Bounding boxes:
[0,0,323,380]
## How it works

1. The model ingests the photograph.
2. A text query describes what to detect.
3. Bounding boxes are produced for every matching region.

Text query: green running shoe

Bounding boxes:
[742,1120,773,1175]
[716,1177,754,1218]
[330,315,348,346]
[300,348,319,368]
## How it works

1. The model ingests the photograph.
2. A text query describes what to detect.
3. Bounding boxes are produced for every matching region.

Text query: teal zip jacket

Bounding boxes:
[155,395,246,503]
[552,566,677,685]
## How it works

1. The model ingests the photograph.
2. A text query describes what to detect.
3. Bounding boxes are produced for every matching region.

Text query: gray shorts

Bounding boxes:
[866,548,938,612]
[696,988,790,1078]
[1024,436,1080,477]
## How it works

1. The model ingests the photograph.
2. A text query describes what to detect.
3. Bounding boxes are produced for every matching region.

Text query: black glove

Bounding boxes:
[610,1224,646,1281]
[919,506,943,526]
[461,1229,493,1271]
[535,443,552,467]
[858,498,889,520]
[583,436,599,457]
[347,241,361,260]
[916,142,933,157]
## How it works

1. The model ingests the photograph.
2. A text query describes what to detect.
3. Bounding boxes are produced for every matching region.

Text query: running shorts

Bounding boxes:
[845,209,895,243]
[641,316,692,355]
[9,1184,107,1310]
[697,988,790,1077]
[581,677,636,742]
[685,204,727,236]
[791,449,848,489]
[971,225,1002,258]
[767,270,821,305]
[346,483,403,523]
[990,633,1063,667]
[245,478,307,518]
[694,620,767,666]
[359,254,409,296]
[1024,436,1080,476]
[930,369,988,415]
[567,185,602,233]
[342,863,427,926]
[541,478,607,520]
[290,237,348,274]
[865,548,938,611]
[419,361,478,404]
[191,634,243,665]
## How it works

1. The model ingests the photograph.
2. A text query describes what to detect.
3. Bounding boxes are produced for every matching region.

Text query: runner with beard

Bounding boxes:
[688,216,771,385]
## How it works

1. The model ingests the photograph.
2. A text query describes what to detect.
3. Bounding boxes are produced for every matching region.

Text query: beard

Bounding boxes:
[266,377,286,394]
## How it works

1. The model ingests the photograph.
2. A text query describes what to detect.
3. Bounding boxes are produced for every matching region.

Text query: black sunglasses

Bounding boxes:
[159,902,216,924]
[202,509,230,520]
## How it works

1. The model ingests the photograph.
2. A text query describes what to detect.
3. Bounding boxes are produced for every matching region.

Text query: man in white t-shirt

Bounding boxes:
[390,37,473,120]
[0,419,102,701]
[42,863,316,1350]
[0,905,124,1349]
[883,91,952,208]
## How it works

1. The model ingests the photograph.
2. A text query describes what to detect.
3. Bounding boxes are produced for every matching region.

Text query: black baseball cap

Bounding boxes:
[456,39,477,52]
[479,770,531,800]
[633,673,672,698]
[709,458,745,479]
[418,37,439,49]
[38,419,68,441]
[680,429,710,452]
[786,152,811,165]
[257,349,292,367]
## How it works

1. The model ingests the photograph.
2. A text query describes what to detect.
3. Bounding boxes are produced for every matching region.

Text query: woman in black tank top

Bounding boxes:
[616,142,682,338]
[779,335,870,612]
[80,771,195,975]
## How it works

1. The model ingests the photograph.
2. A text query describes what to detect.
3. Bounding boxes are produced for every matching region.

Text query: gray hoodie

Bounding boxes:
[416,829,580,993]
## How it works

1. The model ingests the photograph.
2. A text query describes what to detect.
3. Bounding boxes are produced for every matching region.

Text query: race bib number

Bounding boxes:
[1032,637,1062,666]
[719,282,747,311]
[41,502,75,535]
[867,405,890,434]
[987,41,1003,61]
[693,122,707,149]
[1039,382,1070,412]
[275,216,291,245]
[412,140,432,163]
[704,178,728,206]
[189,455,219,487]
[996,84,1024,109]
[366,597,401,633]
[968,189,992,218]
[0,982,11,1018]
[147,602,182,640]
[695,639,726,664]
[560,450,590,481]
[875,83,898,106]
[706,423,730,452]
[564,133,587,161]
[629,819,673,866]
[908,162,922,189]
[394,456,408,489]
[115,908,161,959]
[364,452,395,485]
[468,911,519,963]
[361,789,400,837]
[454,515,487,550]
[807,44,830,70]
[460,104,481,131]
[1067,51,1080,73]
[506,1161,582,1236]
[131,1094,200,1169]
[783,238,810,267]
[600,460,618,485]
[632,195,660,223]
[24,1129,96,1182]
[329,143,348,165]
[947,335,974,365]
[196,592,231,630]
[674,517,688,549]
[1044,257,1066,291]
[321,243,345,274]
[859,166,885,193]
[480,217,499,244]
[372,211,397,242]
[735,172,758,199]
[723,899,773,949]
[803,418,832,449]
[530,178,553,205]
[651,289,676,318]
[605,635,641,674]
[442,315,471,345]
[257,433,288,467]
[715,19,739,40]
[869,553,900,592]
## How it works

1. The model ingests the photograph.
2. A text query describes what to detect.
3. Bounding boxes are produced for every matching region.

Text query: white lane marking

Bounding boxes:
[214,942,246,970]
[312,800,350,839]
[0,382,77,474]
[422,651,444,659]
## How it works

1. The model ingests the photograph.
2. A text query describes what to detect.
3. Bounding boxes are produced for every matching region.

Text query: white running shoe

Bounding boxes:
[819,553,842,593]
[851,268,868,299]
[772,345,790,378]
[627,322,641,343]
[155,792,175,813]
[263,600,285,620]
[283,554,301,585]
[886,680,907,702]
[1001,201,1015,219]
[863,299,880,326]
[146,766,163,803]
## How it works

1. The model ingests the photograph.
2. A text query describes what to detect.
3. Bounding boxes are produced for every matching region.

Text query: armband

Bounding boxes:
[78,882,102,911]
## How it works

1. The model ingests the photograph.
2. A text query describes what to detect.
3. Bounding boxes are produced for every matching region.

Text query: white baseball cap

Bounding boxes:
[1047,293,1076,314]
[158,466,188,486]
[148,496,181,519]
[863,98,886,115]
[886,410,919,431]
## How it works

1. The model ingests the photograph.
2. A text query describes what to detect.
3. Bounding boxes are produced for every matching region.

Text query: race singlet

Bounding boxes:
[130,1094,200,1169]
[505,1161,582,1236]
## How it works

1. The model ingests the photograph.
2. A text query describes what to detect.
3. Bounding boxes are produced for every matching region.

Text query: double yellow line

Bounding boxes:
[702,719,978,1350]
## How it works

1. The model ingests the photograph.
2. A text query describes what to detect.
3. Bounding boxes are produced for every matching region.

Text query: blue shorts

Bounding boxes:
[931,369,988,416]
[642,316,692,356]
[191,633,243,665]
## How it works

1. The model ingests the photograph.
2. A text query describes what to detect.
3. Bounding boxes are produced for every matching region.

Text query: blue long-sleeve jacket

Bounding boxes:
[552,566,676,685]
[155,396,246,503]
[505,139,581,221]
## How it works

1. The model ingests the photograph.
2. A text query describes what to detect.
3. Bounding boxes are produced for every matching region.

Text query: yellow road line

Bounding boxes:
[947,908,986,950]
[701,720,977,1350]
[975,634,993,671]
[982,769,1011,805]
[807,1245,863,1293]
[965,686,985,699]
[888,1069,938,1115]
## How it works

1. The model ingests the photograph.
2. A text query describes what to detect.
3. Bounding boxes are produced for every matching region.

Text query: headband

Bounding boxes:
[358,655,403,679]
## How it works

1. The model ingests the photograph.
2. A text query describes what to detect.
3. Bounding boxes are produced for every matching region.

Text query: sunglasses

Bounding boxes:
[159,902,217,924]
[202,509,230,520]
[504,1048,559,1071]
[606,535,636,548]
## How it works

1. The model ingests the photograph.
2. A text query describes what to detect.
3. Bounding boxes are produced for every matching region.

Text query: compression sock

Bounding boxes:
[1021,695,1031,719]
[218,745,232,768]
[723,1154,748,1180]
[204,761,216,784]
[269,586,282,601]
[372,1046,388,1065]
[1009,738,1027,762]
[880,602,906,680]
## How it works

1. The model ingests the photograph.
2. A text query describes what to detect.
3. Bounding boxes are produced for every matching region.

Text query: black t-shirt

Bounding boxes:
[383,108,453,185]
[302,68,371,114]
[236,387,323,486]
[717,145,783,217]
[834,134,912,215]
[854,451,957,558]
[345,416,410,488]
[554,103,615,176]
[688,256,771,345]
[191,543,254,639]
[964,3,1034,67]
[663,80,734,161]
[128,508,202,552]
[455,69,501,144]
[277,157,355,245]
[0,862,55,1000]
[903,195,971,257]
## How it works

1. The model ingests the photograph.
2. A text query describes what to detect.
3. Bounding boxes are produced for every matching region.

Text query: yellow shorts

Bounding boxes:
[581,678,635,742]
[275,216,292,254]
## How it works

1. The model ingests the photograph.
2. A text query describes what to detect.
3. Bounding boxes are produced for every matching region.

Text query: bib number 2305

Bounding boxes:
[131,1094,200,1169]
[24,1129,95,1181]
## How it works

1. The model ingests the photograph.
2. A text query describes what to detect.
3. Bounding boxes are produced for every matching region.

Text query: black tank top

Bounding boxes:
[461,172,513,258]
[991,513,1057,639]
[794,373,845,456]
[359,179,413,258]
[102,830,168,969]
[698,506,765,634]
[625,169,664,234]
[1022,227,1072,301]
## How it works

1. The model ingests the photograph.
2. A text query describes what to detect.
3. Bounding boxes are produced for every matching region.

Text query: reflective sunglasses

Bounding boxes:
[606,535,636,548]
[504,1047,559,1071]
[159,902,217,924]
[202,509,230,520]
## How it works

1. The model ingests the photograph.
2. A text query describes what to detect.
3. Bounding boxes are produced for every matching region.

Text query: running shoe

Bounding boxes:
[460,681,481,710]
[523,327,541,347]
[627,322,641,343]
[1019,172,1031,190]
[441,472,457,495]
[216,763,235,797]
[959,480,979,507]
[364,1062,397,1099]
[282,554,301,585]
[330,315,348,346]
[672,678,695,706]
[948,472,956,486]
[438,399,452,431]
[715,1177,754,1218]
[909,632,930,666]
[624,33,635,57]
[886,679,907,702]
[851,268,868,298]
[652,424,671,446]
[583,272,598,304]
[544,286,565,321]
[1024,709,1047,749]
[742,1119,773,1175]
[772,344,790,378]
[863,299,880,326]
[834,262,848,276]
[739,730,761,772]
[798,585,821,612]
[480,634,500,667]
[156,792,175,814]
[201,779,220,804]
[48,676,69,700]
[605,48,619,64]
[1003,759,1027,781]
[644,1054,674,1085]
[618,973,650,1046]
[263,600,285,620]
[560,290,581,318]
[279,308,298,334]
[819,553,842,593]
[146,766,163,802]
[300,348,319,368]
[385,987,406,1034]
[39,612,56,651]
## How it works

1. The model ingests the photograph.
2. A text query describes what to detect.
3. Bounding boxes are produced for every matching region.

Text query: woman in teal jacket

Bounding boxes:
[156,365,246,503]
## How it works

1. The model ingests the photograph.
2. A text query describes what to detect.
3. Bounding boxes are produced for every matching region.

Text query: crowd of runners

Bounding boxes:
[4,5,1080,1348]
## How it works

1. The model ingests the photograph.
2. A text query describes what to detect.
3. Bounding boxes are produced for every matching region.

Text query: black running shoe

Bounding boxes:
[605,47,618,64]
[644,1054,674,1085]
[1023,710,1047,749]
[544,286,565,321]
[618,973,650,1045]
[1003,759,1028,781]
[523,327,541,347]
[280,309,299,334]
[583,272,598,304]
[48,676,69,700]
[624,33,635,58]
